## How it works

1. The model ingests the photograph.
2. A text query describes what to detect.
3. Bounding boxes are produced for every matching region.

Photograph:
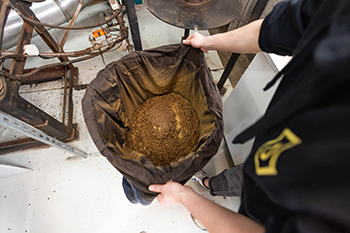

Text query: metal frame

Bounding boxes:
[216,0,269,90]
[178,0,269,91]
[0,0,78,155]
[0,0,140,157]
[124,0,142,51]
[0,110,87,158]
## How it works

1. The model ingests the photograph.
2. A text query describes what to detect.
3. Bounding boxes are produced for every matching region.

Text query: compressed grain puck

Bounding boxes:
[125,93,200,166]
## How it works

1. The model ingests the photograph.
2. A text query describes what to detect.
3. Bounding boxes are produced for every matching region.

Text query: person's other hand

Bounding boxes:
[182,32,209,53]
[149,181,193,206]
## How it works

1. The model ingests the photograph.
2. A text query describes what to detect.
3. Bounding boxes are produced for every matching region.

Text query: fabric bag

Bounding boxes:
[82,44,223,203]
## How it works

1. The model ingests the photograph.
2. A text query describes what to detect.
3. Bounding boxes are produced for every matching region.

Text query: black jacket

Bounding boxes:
[234,0,350,232]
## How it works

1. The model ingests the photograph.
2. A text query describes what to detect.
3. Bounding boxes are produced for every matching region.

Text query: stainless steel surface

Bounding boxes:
[3,0,94,49]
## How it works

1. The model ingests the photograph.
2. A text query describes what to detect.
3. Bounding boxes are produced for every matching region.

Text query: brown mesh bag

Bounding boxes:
[82,44,223,202]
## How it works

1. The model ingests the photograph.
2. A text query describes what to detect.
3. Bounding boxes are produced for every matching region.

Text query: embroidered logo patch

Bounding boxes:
[254,128,302,176]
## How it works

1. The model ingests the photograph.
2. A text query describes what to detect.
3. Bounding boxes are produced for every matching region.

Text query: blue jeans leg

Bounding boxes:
[122,177,151,206]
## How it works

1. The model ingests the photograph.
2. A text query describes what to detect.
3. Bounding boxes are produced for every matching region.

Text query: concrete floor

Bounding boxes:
[0,3,240,233]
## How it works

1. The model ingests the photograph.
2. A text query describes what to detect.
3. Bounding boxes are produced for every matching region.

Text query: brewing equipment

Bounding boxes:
[0,0,270,157]
[0,0,132,156]
[143,0,269,90]
[144,0,243,30]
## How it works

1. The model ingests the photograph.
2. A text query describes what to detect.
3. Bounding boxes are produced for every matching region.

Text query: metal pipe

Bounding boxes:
[0,0,11,51]
[3,0,94,49]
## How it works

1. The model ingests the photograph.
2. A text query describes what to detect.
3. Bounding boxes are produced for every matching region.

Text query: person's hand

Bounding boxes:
[149,181,193,206]
[182,32,209,53]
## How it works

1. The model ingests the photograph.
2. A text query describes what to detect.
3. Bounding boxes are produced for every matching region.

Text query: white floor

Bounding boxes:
[0,3,240,233]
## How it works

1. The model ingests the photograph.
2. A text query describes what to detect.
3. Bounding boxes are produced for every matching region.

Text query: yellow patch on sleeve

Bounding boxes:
[254,128,302,176]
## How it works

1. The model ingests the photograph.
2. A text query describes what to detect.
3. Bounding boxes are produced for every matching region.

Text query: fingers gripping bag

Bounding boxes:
[82,44,223,203]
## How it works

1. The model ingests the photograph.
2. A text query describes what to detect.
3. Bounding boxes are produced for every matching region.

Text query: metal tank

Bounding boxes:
[3,0,94,49]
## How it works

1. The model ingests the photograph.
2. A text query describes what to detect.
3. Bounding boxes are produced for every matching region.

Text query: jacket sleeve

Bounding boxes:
[258,0,323,56]
[265,213,349,233]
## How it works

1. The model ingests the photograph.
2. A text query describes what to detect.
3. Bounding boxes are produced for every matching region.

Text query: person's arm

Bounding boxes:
[182,19,263,54]
[149,182,264,233]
